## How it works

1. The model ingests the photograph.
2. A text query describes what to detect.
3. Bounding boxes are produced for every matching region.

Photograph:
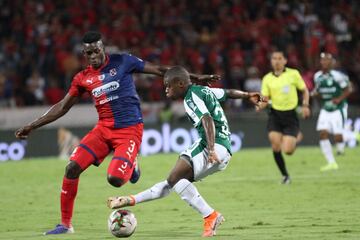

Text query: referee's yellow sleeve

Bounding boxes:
[294,70,306,90]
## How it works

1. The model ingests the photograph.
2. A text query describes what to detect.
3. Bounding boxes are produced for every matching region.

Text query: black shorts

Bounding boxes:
[267,108,299,137]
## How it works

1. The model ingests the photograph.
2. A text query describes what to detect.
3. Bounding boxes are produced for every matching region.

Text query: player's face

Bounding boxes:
[271,52,287,71]
[83,41,106,69]
[164,78,183,100]
[320,56,333,70]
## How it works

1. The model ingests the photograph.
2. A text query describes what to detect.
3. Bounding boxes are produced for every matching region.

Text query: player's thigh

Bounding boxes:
[107,137,141,182]
[167,156,194,187]
[182,141,231,181]
[268,131,283,151]
[282,135,297,154]
[331,109,346,135]
[316,109,332,133]
[70,127,110,170]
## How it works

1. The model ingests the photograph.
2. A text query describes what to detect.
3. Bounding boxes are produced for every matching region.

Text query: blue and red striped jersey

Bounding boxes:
[69,53,145,129]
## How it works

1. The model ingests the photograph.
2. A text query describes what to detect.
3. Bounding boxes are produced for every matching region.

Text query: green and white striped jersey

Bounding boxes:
[183,85,231,154]
[314,70,349,111]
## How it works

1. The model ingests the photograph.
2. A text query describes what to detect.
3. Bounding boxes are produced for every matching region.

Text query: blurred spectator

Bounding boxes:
[45,77,65,105]
[0,0,359,108]
[26,70,45,104]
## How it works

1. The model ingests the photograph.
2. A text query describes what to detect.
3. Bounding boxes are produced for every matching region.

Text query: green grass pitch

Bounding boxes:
[0,147,359,240]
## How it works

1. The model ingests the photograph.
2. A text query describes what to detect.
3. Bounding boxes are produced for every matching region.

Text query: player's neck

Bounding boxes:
[273,68,285,77]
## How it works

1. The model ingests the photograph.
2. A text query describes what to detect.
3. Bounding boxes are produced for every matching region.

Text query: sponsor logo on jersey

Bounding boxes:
[92,81,120,98]
[99,95,119,104]
[86,78,93,84]
[109,68,117,76]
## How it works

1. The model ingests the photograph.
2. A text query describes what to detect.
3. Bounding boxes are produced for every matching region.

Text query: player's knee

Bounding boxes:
[107,175,125,188]
[284,149,295,155]
[167,175,179,188]
[65,161,82,179]
[319,131,329,140]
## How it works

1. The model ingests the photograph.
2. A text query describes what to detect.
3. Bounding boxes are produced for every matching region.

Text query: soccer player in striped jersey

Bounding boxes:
[14,32,218,235]
[313,52,352,171]
[108,66,265,237]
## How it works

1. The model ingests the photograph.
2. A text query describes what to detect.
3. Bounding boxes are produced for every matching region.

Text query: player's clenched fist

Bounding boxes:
[15,125,32,139]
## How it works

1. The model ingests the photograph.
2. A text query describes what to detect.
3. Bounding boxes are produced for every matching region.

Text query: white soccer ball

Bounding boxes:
[108,209,137,238]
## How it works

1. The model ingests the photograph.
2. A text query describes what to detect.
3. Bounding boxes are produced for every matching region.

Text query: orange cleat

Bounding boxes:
[202,211,225,237]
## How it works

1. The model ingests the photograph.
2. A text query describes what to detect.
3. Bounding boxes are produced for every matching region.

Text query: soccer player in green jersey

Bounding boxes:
[107,66,264,237]
[313,52,352,171]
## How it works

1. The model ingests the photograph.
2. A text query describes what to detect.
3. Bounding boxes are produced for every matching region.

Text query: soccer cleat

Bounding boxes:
[281,175,291,185]
[44,224,74,235]
[320,163,339,172]
[129,156,140,184]
[202,211,225,237]
[108,195,135,209]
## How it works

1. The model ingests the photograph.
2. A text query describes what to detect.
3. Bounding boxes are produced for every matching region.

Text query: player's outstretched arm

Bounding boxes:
[201,114,219,164]
[142,62,220,85]
[14,94,79,139]
[225,89,267,106]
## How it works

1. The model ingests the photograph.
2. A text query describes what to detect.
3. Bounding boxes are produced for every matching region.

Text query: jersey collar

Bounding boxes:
[272,67,287,77]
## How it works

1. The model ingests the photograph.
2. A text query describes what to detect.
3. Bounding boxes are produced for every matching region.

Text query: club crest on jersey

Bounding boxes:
[201,88,212,95]
[92,81,120,98]
[109,68,117,76]
[98,74,105,81]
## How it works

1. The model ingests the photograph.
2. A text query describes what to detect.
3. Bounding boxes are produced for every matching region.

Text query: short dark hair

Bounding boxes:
[82,31,102,44]
[164,66,190,83]
[271,50,287,59]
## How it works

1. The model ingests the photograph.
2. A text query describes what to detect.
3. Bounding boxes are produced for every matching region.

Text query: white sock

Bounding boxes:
[134,180,171,204]
[173,179,213,218]
[320,139,336,164]
[336,142,345,153]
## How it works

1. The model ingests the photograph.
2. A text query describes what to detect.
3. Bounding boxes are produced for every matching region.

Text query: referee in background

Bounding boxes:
[257,51,310,184]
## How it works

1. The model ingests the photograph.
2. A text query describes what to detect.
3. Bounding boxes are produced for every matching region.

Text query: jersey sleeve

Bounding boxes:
[335,72,349,89]
[261,76,270,97]
[294,70,306,90]
[123,53,145,73]
[184,90,211,127]
[68,73,85,97]
[209,88,227,102]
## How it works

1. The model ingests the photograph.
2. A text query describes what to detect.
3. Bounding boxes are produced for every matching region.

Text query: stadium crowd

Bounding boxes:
[0,0,359,108]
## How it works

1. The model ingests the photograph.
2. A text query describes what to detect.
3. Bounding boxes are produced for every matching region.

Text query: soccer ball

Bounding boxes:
[108,209,137,238]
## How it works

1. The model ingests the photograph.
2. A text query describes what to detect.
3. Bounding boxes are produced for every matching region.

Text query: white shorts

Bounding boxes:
[316,106,347,135]
[180,139,231,181]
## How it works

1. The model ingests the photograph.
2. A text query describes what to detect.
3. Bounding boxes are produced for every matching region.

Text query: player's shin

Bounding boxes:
[133,180,171,203]
[173,179,213,217]
[60,177,79,227]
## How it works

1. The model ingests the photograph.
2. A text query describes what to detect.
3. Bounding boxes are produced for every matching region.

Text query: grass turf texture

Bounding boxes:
[0,147,359,240]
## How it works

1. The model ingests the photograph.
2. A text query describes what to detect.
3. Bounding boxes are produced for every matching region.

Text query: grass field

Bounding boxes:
[0,147,359,240]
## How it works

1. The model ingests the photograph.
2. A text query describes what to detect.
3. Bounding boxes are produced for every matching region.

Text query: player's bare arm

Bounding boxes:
[332,86,352,105]
[142,62,220,85]
[225,89,266,106]
[15,94,79,139]
[201,114,219,163]
[301,88,311,119]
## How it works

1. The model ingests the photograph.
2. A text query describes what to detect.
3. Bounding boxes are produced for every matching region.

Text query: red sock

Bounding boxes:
[60,177,79,227]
